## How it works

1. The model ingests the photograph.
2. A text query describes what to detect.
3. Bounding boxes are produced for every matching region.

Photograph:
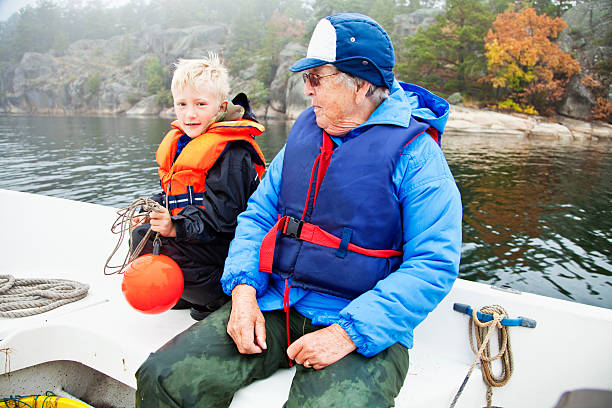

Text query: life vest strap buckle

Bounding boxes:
[282,216,303,239]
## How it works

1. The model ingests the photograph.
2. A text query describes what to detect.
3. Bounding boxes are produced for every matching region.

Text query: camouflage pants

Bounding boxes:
[135,302,410,408]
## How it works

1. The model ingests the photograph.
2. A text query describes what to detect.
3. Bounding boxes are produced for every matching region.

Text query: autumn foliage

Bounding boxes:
[592,98,612,122]
[484,7,580,114]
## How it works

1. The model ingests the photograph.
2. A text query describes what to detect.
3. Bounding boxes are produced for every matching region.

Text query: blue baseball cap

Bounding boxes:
[290,13,395,89]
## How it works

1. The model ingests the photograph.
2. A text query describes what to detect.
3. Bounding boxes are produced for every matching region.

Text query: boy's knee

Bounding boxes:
[131,224,150,244]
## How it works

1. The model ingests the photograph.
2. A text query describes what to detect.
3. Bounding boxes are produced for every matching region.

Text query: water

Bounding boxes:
[1,115,611,309]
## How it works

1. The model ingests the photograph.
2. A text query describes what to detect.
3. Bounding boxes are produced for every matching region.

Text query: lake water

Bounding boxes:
[1,115,611,309]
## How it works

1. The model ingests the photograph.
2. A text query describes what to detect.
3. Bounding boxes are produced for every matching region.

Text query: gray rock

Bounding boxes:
[139,24,227,65]
[529,122,573,140]
[591,122,612,139]
[447,92,463,105]
[159,107,176,119]
[557,116,593,139]
[559,75,595,119]
[12,52,61,96]
[96,79,133,114]
[126,95,160,116]
[285,74,310,120]
[269,43,307,114]
[445,105,608,139]
[393,9,444,38]
[171,25,227,59]
[558,0,612,120]
[0,24,228,115]
[447,105,535,136]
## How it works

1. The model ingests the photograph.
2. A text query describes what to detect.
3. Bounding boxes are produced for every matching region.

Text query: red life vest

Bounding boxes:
[156,120,266,215]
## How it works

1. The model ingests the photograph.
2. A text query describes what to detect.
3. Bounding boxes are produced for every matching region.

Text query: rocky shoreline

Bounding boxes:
[157,101,612,140]
[2,1,610,139]
[444,105,612,140]
[2,103,611,141]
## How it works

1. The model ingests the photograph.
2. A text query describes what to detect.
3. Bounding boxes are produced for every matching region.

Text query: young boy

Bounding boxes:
[131,54,266,320]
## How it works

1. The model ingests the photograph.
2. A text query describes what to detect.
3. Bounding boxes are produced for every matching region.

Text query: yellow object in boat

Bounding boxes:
[1,395,93,407]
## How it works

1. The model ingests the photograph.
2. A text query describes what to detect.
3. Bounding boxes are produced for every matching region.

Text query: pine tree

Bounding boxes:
[396,0,502,98]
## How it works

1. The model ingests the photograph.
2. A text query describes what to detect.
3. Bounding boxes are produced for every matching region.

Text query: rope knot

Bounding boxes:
[104,197,166,275]
[450,304,514,408]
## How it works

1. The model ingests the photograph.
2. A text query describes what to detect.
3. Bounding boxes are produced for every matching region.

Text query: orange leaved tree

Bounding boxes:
[484,7,580,115]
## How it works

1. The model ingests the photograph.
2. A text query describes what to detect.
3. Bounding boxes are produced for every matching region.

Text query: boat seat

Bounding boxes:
[229,350,484,408]
[554,389,612,408]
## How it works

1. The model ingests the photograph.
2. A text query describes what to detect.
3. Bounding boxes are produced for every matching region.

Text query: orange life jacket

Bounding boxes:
[156,120,266,215]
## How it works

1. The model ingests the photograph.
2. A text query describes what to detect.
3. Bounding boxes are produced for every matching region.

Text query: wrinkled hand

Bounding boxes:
[227,285,267,354]
[149,208,176,237]
[287,323,356,370]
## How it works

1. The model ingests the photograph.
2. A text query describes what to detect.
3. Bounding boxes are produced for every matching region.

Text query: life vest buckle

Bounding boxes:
[282,216,303,239]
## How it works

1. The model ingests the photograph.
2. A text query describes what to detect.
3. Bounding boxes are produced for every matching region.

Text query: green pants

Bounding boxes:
[135,302,410,408]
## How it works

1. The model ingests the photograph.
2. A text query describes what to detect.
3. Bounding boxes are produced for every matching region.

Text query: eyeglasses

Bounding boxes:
[302,72,340,87]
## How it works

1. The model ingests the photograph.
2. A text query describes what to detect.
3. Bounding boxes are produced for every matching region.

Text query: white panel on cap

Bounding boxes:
[306,19,336,62]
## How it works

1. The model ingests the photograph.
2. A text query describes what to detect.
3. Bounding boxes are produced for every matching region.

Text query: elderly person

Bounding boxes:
[135,12,461,408]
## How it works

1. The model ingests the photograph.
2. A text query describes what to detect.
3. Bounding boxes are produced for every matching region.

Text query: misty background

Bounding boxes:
[0,0,609,121]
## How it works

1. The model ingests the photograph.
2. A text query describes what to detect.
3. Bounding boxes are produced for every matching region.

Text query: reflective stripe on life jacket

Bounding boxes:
[157,120,266,216]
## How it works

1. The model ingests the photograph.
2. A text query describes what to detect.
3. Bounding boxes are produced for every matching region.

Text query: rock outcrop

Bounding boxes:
[0,24,228,116]
[446,105,612,140]
[268,42,310,120]
[558,0,612,120]
[393,9,444,38]
[0,6,609,138]
[126,95,160,116]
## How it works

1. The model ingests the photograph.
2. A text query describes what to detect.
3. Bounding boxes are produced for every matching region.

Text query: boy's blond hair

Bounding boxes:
[171,53,230,103]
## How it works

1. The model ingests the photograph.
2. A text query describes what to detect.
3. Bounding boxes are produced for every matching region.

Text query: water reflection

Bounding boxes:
[0,116,167,205]
[256,119,292,163]
[1,116,611,309]
[444,135,612,308]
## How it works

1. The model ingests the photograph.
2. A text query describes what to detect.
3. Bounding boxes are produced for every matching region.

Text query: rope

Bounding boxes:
[103,197,165,275]
[0,275,89,318]
[0,391,90,408]
[449,304,513,408]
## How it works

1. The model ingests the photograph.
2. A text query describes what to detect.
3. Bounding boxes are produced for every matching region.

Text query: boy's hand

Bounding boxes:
[131,215,149,227]
[149,208,176,237]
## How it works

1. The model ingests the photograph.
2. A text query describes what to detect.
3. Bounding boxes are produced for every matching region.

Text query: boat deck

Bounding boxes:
[1,189,611,407]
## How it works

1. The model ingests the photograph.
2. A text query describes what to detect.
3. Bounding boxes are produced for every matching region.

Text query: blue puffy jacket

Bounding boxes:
[222,80,462,357]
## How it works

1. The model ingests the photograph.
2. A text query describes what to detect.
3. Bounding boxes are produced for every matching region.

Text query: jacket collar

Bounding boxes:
[332,80,448,145]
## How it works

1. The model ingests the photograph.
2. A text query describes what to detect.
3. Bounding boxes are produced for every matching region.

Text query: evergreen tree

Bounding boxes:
[396,0,506,99]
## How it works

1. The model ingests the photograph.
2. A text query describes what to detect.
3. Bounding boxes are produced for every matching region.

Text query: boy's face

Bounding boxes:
[172,84,227,138]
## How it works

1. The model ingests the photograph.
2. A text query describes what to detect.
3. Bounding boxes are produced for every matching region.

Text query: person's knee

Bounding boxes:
[135,353,166,407]
[130,224,150,248]
[136,352,164,388]
[286,346,408,408]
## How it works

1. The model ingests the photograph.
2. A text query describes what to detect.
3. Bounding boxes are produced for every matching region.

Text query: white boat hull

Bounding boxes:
[1,189,611,407]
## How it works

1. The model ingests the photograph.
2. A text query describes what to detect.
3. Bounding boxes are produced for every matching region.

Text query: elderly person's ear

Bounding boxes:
[355,82,372,105]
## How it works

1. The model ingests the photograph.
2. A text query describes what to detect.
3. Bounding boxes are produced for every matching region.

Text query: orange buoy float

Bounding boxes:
[121,241,184,314]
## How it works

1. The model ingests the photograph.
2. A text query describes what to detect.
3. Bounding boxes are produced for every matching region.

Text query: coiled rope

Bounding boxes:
[0,275,89,318]
[104,197,165,275]
[449,304,513,408]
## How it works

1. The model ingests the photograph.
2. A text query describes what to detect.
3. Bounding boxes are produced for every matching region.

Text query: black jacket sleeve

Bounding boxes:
[171,141,261,243]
